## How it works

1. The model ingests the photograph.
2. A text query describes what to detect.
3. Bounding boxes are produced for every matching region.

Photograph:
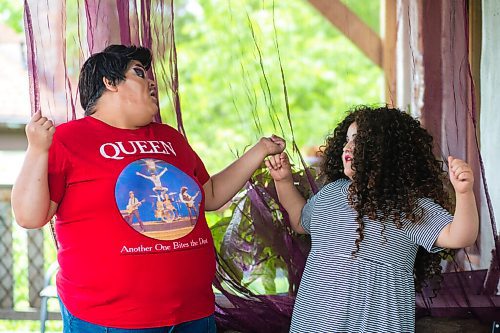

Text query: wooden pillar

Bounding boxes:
[307,0,383,68]
[382,0,397,105]
[468,0,482,138]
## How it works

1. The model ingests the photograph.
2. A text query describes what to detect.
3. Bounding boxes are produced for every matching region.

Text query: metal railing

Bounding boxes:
[0,186,60,321]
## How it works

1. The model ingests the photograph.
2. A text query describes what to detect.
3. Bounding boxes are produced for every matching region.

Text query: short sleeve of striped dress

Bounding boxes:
[404,198,453,253]
[300,192,320,234]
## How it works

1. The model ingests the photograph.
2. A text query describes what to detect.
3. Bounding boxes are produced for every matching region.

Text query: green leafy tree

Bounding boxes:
[162,0,383,174]
[0,1,23,33]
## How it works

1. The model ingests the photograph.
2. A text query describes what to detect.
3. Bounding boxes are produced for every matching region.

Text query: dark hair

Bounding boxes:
[78,45,152,115]
[320,105,452,291]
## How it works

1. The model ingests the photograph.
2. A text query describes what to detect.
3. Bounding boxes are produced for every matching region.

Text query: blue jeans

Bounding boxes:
[59,300,217,333]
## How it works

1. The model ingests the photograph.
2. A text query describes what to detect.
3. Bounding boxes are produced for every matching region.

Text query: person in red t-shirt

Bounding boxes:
[11,45,286,333]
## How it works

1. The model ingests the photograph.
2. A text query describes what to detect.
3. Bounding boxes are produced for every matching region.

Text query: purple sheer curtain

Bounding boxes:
[23,0,498,331]
[408,0,499,321]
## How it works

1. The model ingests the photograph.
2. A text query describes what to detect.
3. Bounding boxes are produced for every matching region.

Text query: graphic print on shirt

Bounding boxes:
[115,158,202,240]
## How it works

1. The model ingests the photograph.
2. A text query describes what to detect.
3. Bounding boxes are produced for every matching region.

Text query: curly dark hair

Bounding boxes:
[320,105,452,292]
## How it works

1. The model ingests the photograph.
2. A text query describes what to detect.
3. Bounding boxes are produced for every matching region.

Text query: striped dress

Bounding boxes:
[290,179,452,333]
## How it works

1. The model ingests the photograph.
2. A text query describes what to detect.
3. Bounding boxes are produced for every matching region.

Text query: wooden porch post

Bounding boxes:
[382,0,397,105]
[307,0,383,68]
[307,0,398,105]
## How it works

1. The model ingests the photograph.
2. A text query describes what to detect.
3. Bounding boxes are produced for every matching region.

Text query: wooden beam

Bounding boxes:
[308,0,383,68]
[0,309,61,320]
[0,128,27,151]
[468,0,481,138]
[383,0,397,104]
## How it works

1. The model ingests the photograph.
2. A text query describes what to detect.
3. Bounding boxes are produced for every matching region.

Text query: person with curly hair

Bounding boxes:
[265,105,479,332]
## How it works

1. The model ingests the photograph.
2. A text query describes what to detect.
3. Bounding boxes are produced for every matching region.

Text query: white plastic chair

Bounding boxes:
[40,261,59,333]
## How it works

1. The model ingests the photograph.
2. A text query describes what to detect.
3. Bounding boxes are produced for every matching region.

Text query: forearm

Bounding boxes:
[11,148,52,228]
[274,179,306,234]
[447,191,479,247]
[436,191,480,249]
[205,143,267,210]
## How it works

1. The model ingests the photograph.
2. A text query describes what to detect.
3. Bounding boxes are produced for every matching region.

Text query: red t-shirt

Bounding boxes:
[48,116,215,328]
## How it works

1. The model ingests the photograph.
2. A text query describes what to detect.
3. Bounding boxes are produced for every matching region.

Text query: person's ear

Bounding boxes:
[102,77,119,92]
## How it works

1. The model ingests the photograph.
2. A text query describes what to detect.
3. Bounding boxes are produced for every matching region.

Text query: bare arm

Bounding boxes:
[203,135,285,211]
[266,152,307,234]
[135,172,149,180]
[435,156,479,248]
[158,168,167,177]
[11,111,58,229]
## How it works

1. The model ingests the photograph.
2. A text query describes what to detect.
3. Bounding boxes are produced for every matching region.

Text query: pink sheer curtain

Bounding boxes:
[23,0,499,331]
[24,0,176,127]
[24,0,75,123]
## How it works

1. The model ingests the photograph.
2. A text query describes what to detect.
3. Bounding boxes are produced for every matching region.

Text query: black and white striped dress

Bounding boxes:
[290,179,452,333]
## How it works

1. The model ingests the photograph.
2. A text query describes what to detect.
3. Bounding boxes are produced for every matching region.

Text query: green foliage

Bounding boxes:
[160,0,383,174]
[341,0,380,33]
[212,163,316,295]
[0,319,62,333]
[0,1,23,33]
